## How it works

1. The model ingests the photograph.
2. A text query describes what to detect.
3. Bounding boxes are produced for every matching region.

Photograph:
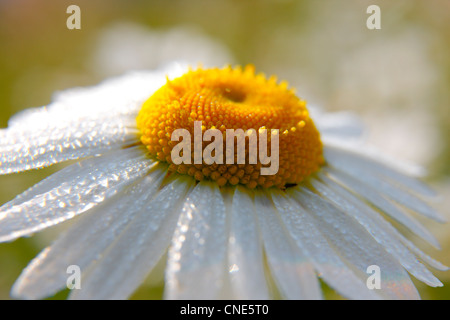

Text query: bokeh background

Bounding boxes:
[0,0,449,299]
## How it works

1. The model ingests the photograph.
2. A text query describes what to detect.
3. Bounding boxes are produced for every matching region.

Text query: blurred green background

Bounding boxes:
[0,0,449,299]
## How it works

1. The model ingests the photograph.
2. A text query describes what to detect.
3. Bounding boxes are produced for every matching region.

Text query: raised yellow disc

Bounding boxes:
[136,65,324,189]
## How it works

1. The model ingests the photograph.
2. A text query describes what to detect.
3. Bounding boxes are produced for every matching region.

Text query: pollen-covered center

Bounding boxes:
[136,66,324,189]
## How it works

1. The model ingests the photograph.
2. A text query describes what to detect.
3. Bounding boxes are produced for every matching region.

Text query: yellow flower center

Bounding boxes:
[136,65,324,189]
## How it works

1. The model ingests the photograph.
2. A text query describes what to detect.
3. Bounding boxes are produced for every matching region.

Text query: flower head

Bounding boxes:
[0,63,447,300]
[137,65,323,188]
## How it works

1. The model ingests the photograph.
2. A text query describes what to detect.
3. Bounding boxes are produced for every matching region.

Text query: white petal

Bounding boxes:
[11,164,168,299]
[255,191,322,300]
[0,147,153,242]
[324,144,436,197]
[165,181,228,299]
[312,174,447,280]
[324,146,445,222]
[7,70,170,129]
[291,186,421,299]
[313,110,365,141]
[0,117,139,174]
[270,189,382,300]
[0,68,175,174]
[70,175,194,300]
[400,237,449,272]
[324,168,441,248]
[227,186,270,299]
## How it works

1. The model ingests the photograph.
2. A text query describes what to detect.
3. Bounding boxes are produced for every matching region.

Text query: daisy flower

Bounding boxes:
[0,63,447,300]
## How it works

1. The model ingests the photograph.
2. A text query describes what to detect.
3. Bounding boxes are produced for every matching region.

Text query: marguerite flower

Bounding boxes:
[0,63,447,300]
